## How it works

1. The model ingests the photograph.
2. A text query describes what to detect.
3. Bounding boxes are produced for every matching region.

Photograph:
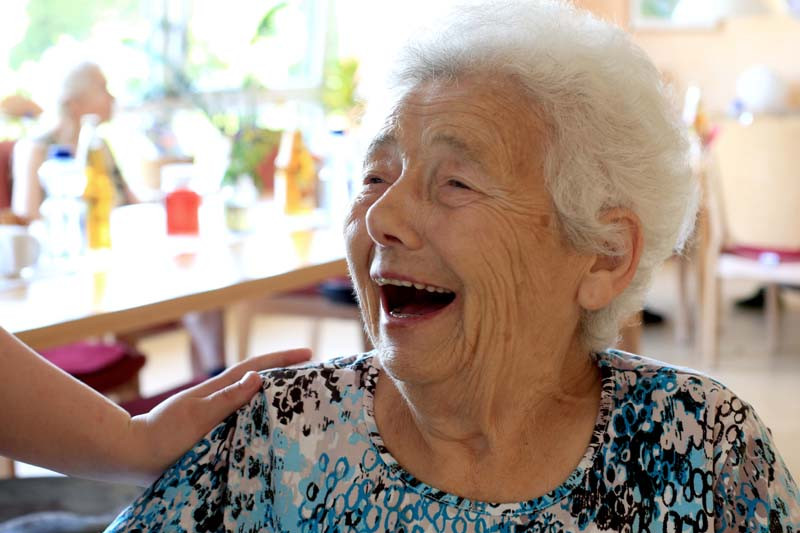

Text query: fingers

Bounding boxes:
[199,371,264,423]
[189,348,312,397]
[237,347,312,371]
[133,349,311,481]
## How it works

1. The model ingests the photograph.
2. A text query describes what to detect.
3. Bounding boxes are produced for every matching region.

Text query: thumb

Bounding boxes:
[202,371,263,422]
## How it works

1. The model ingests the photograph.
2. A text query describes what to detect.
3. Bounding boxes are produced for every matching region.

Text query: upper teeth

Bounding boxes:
[374,277,453,294]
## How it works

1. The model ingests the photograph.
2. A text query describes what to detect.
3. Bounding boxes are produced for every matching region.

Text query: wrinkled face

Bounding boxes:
[345,74,593,382]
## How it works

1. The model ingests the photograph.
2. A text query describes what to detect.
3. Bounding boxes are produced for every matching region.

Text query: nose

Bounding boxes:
[365,176,423,250]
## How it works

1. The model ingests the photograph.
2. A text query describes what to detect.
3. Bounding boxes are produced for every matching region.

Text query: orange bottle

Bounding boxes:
[83,147,113,249]
[279,130,317,215]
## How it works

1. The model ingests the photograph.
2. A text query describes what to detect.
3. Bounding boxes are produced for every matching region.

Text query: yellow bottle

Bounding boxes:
[83,146,113,249]
[280,130,317,215]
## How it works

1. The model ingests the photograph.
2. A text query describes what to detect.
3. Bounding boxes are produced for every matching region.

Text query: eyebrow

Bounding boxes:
[363,133,396,163]
[427,133,486,168]
[363,132,486,170]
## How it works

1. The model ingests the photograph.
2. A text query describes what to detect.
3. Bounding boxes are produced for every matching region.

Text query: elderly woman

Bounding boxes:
[107,1,799,531]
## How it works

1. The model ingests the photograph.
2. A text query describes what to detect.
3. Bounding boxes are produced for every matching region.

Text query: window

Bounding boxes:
[1,0,151,109]
[1,0,328,110]
[187,0,327,93]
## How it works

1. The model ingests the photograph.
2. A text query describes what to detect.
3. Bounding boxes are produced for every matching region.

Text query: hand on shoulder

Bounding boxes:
[125,348,312,485]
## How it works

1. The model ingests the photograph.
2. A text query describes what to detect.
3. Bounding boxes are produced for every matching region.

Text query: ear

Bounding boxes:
[577,208,643,311]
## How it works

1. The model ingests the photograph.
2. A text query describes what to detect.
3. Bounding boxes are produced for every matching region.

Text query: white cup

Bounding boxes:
[0,225,41,278]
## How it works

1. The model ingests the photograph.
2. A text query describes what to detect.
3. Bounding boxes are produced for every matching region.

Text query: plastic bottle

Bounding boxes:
[78,115,114,250]
[38,146,87,260]
[317,129,355,225]
[166,186,201,235]
[276,130,317,215]
[162,164,201,235]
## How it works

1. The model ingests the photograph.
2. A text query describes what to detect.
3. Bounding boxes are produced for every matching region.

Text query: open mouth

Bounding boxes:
[375,277,456,318]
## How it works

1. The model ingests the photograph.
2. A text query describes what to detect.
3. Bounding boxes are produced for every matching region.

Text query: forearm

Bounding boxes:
[0,327,139,481]
[0,326,311,487]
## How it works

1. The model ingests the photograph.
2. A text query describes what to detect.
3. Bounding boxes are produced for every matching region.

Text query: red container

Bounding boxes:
[165,188,200,235]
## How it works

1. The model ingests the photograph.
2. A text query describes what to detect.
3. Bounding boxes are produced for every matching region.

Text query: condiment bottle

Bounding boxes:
[276,130,317,215]
[78,115,113,250]
[166,186,200,235]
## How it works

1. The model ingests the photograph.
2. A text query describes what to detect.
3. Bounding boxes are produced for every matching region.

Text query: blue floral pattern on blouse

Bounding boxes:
[106,351,800,532]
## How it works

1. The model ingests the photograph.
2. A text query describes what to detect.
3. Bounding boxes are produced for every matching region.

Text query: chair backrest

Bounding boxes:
[711,115,800,251]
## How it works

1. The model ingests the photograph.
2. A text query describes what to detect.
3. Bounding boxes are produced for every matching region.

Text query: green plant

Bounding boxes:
[322,58,359,115]
[9,0,138,69]
[222,127,282,192]
[252,3,288,43]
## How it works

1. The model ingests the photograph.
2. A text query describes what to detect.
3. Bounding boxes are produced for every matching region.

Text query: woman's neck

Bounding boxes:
[49,116,81,149]
[373,338,603,501]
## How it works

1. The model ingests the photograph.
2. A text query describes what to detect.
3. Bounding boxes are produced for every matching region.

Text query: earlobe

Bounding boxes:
[577,271,615,311]
[577,208,643,312]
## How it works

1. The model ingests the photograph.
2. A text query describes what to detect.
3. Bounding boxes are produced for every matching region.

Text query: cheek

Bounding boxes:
[433,204,566,304]
[427,207,516,312]
[344,203,378,322]
[344,204,369,274]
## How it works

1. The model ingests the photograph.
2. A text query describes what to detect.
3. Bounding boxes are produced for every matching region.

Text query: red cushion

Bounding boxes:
[726,245,800,263]
[41,341,146,394]
[0,140,13,209]
[79,352,146,392]
[41,342,128,374]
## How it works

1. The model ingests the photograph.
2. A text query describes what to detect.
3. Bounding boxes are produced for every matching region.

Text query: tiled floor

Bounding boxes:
[18,259,800,480]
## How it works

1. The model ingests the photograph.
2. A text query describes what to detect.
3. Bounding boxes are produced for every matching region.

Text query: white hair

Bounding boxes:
[384,0,700,350]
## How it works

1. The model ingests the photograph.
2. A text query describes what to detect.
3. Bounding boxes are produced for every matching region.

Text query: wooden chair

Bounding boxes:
[700,115,800,367]
[235,278,370,362]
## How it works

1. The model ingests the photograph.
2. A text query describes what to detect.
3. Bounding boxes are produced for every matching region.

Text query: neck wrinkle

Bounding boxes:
[377,335,601,464]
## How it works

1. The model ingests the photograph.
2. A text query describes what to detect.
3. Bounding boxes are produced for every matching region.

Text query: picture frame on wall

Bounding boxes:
[630,0,720,29]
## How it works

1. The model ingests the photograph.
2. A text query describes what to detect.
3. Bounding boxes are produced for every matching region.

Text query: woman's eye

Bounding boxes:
[447,179,471,190]
[363,175,385,185]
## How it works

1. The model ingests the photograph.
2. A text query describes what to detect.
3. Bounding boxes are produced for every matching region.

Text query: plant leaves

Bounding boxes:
[251,2,288,43]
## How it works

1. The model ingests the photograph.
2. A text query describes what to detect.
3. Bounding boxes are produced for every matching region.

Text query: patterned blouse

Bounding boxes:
[106,351,800,532]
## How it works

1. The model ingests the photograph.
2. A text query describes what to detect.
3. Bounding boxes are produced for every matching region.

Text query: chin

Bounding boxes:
[374,338,462,386]
[374,341,418,377]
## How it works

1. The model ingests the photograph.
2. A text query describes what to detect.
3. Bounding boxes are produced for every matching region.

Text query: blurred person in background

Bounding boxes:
[11,62,131,217]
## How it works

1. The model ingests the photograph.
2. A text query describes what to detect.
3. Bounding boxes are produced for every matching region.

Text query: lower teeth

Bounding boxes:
[390,311,421,319]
